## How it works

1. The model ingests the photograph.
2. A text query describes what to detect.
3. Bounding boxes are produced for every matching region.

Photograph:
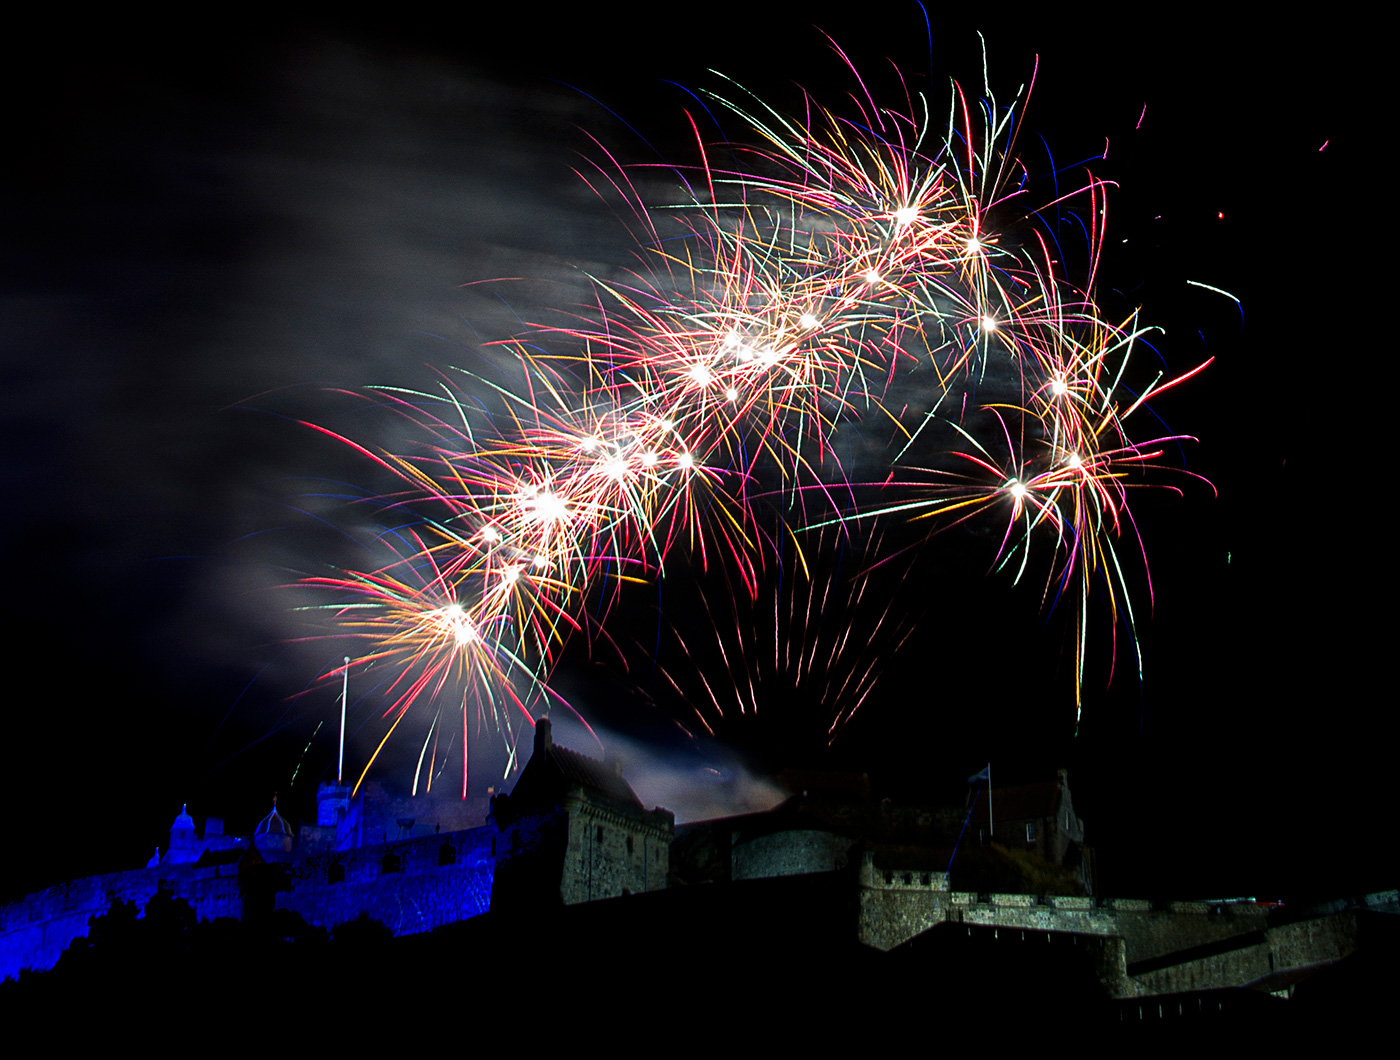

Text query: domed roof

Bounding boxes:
[172,803,195,831]
[255,797,292,836]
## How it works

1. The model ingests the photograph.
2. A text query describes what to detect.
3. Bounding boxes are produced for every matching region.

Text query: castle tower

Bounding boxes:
[165,803,199,865]
[490,717,674,908]
[316,781,351,826]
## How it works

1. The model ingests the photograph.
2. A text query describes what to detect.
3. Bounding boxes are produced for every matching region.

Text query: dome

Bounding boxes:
[255,798,292,836]
[253,797,295,857]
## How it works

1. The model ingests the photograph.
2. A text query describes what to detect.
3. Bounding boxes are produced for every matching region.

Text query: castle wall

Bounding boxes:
[1131,938,1272,997]
[277,826,495,936]
[2,824,503,981]
[733,829,853,881]
[853,857,1286,996]
[857,857,947,951]
[1128,912,1360,997]
[1,863,247,980]
[560,794,670,904]
[1271,910,1357,971]
[953,892,1111,926]
[1112,900,1269,966]
[332,785,490,852]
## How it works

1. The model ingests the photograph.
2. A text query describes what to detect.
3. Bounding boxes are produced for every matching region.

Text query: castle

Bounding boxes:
[3,719,1392,1021]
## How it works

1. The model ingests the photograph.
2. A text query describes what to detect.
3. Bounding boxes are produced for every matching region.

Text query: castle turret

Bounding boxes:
[317,781,351,826]
[165,803,199,865]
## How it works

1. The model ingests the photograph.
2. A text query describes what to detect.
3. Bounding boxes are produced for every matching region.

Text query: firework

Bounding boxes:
[298,42,1215,787]
[646,525,919,752]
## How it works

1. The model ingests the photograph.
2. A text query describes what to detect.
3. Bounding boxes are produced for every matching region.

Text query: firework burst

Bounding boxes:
[295,39,1215,788]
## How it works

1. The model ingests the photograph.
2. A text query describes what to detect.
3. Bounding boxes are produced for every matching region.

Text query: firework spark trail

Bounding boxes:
[300,49,1215,786]
[646,525,919,747]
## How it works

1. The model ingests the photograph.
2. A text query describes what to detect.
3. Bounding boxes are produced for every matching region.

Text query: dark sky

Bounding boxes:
[3,10,1377,904]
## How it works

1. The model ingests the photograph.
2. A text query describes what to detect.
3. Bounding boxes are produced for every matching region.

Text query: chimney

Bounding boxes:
[534,716,553,757]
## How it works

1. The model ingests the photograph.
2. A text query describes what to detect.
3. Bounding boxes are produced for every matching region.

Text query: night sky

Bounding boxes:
[4,11,1378,905]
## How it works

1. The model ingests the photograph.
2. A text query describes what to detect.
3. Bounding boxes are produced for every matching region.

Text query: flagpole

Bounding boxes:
[338,656,349,785]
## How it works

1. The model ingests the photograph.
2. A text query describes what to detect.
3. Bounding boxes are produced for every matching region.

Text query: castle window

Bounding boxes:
[327,863,345,885]
[1026,822,1037,843]
[438,843,455,866]
[381,852,402,875]
[596,825,604,844]
[626,836,634,855]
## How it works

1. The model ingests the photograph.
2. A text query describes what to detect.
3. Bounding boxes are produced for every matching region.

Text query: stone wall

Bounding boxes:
[332,784,490,851]
[733,829,854,881]
[1129,912,1360,997]
[1114,901,1269,966]
[850,853,1296,999]
[857,856,947,951]
[1,826,503,980]
[560,793,671,905]
[1,863,247,980]
[277,826,494,936]
[1130,935,1272,996]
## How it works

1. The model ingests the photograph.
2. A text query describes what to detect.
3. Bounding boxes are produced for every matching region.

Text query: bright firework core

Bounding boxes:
[429,603,476,646]
[521,487,568,524]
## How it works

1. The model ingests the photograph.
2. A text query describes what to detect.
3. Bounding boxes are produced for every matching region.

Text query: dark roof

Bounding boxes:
[193,846,247,869]
[499,717,645,816]
[546,742,641,807]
